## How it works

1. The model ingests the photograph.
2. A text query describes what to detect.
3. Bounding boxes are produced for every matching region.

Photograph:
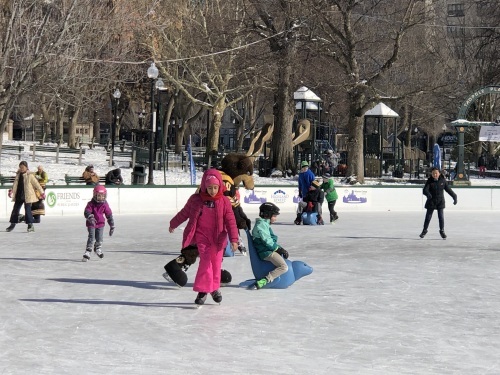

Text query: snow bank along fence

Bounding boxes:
[30,144,85,165]
[2,185,500,218]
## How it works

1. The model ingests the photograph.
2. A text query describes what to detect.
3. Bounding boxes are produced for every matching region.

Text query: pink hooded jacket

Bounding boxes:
[170,169,238,249]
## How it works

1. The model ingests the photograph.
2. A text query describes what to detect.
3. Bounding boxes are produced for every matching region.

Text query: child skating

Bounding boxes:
[321,173,339,223]
[169,169,238,306]
[83,185,115,261]
[251,203,289,289]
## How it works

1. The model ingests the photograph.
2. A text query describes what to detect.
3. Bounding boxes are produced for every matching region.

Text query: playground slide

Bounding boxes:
[246,122,274,157]
[291,119,311,147]
[246,119,311,157]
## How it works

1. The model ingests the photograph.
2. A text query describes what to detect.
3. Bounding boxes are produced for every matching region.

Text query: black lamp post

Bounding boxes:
[109,88,121,166]
[147,62,160,185]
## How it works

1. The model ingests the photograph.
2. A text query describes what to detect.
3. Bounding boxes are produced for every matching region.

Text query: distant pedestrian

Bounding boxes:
[419,167,457,240]
[478,154,487,178]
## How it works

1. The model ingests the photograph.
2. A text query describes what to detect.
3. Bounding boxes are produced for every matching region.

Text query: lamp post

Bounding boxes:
[109,88,121,167]
[155,78,166,157]
[147,62,160,185]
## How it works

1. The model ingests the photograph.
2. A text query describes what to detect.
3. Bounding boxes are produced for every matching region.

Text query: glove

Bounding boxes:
[109,227,115,236]
[453,198,457,205]
[245,218,252,231]
[8,189,12,198]
[276,247,289,259]
[86,214,97,226]
[39,193,46,200]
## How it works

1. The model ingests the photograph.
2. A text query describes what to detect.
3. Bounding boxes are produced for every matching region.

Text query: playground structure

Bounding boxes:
[245,119,312,158]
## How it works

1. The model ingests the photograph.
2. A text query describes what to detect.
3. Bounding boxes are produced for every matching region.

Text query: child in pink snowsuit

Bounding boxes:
[169,169,238,305]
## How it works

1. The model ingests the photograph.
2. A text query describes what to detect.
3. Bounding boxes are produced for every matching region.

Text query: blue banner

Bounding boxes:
[433,143,441,170]
[188,136,196,185]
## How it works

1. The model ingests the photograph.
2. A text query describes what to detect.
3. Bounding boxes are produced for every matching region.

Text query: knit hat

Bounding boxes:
[311,180,321,189]
[301,160,309,168]
[205,174,220,186]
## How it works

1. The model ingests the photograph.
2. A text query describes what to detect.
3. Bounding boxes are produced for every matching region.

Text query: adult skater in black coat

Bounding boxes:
[420,167,457,239]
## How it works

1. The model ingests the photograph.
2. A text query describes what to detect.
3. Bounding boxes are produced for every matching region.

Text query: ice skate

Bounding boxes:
[238,244,247,256]
[82,250,91,262]
[249,277,268,290]
[195,292,207,306]
[27,224,34,232]
[94,247,104,258]
[419,229,427,238]
[439,230,447,239]
[6,223,15,232]
[210,290,222,304]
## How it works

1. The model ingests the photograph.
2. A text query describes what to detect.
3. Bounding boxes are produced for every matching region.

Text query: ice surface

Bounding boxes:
[2,211,500,374]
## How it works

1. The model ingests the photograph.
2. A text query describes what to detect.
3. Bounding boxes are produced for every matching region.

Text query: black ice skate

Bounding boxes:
[439,230,447,239]
[419,229,427,238]
[195,292,207,305]
[6,223,15,232]
[210,290,222,304]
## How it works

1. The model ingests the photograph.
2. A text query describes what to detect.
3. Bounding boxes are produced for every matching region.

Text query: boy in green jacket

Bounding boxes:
[321,173,339,223]
[251,203,289,289]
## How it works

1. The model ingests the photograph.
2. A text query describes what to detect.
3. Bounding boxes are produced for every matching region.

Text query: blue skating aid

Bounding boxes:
[238,230,313,289]
[301,212,318,225]
[224,240,234,257]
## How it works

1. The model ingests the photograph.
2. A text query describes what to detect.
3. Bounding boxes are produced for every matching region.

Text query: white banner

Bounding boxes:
[479,126,500,141]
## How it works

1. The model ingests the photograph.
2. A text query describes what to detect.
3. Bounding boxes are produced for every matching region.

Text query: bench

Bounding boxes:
[64,174,106,185]
[0,175,15,186]
[30,144,85,165]
[106,148,137,167]
[0,145,23,160]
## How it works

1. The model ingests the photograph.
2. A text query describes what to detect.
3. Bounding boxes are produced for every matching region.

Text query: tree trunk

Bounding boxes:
[207,98,226,155]
[68,107,81,148]
[272,49,295,173]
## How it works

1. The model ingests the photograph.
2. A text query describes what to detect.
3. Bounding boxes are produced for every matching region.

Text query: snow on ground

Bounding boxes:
[1,140,500,187]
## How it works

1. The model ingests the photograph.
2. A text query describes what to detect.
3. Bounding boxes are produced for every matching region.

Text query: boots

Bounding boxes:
[210,290,222,303]
[419,229,427,238]
[439,230,447,239]
[195,292,207,305]
[6,223,15,232]
[294,214,302,225]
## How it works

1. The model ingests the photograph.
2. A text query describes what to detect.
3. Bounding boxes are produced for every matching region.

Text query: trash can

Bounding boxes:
[258,158,272,177]
[131,164,147,185]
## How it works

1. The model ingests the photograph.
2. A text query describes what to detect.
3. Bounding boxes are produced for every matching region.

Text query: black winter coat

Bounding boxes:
[303,188,325,212]
[423,175,457,210]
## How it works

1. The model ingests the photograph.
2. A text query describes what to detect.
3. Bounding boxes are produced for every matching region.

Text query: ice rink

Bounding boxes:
[1,210,500,375]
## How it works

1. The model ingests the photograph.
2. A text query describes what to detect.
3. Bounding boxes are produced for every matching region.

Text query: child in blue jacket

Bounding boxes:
[251,203,289,289]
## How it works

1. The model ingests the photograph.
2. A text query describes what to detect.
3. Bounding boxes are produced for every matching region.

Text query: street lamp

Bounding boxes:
[147,62,159,185]
[109,88,121,166]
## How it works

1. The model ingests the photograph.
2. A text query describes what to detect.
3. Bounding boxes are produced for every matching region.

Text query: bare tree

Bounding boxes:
[310,0,424,183]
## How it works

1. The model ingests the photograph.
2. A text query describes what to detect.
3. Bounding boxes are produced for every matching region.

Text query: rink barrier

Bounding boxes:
[1,185,499,218]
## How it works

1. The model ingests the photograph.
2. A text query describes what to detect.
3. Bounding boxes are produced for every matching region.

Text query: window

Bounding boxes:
[447,25,465,38]
[447,3,464,17]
